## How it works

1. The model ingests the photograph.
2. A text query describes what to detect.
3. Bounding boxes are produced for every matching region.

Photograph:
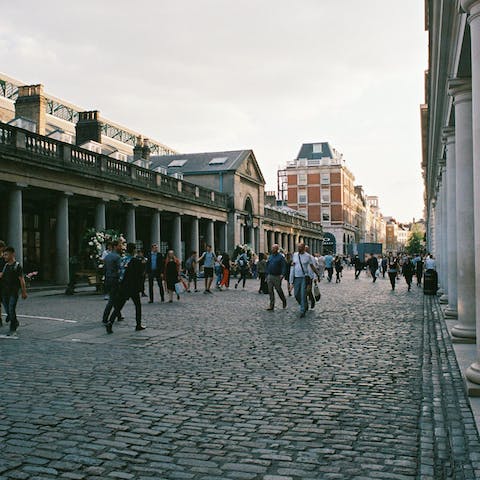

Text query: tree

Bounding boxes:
[405,230,423,255]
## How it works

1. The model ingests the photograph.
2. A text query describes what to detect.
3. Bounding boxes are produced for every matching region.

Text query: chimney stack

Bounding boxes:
[133,135,143,161]
[15,84,46,135]
[142,137,151,162]
[75,111,102,146]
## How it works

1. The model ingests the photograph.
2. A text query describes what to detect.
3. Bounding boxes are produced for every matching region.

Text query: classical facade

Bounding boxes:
[422,0,480,391]
[0,77,322,283]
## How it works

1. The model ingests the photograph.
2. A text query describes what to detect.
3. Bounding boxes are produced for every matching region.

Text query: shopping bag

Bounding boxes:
[313,281,321,301]
[175,281,186,295]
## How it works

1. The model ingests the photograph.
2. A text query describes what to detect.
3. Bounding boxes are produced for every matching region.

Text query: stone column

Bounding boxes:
[56,194,70,285]
[449,80,476,340]
[268,230,275,252]
[247,226,254,249]
[240,224,245,245]
[191,217,199,255]
[8,187,24,265]
[222,222,228,253]
[173,214,182,261]
[126,205,136,243]
[439,172,449,303]
[95,200,106,231]
[463,0,480,383]
[255,227,260,254]
[206,220,215,253]
[151,210,161,247]
[444,129,458,317]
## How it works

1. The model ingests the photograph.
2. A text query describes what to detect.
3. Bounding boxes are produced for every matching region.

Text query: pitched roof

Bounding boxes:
[150,150,252,175]
[296,142,333,160]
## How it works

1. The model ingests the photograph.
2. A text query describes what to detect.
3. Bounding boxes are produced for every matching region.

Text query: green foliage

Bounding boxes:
[405,231,423,255]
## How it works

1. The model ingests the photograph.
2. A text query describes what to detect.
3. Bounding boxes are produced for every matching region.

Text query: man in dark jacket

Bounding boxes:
[145,243,164,303]
[266,244,287,311]
[106,243,146,334]
[366,254,379,283]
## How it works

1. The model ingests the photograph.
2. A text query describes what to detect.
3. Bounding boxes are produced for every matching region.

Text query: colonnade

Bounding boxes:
[263,229,322,254]
[432,0,480,387]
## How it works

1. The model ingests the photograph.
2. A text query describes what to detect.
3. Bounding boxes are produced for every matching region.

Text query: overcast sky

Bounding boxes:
[1,0,427,222]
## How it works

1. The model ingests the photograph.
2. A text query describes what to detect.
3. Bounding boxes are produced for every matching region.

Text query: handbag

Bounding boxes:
[175,280,186,295]
[313,281,321,301]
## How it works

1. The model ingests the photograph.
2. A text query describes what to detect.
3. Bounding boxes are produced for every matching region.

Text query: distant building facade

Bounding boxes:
[278,142,384,255]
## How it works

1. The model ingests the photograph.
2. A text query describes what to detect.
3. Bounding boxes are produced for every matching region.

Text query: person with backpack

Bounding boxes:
[105,243,145,334]
[199,245,215,294]
[366,253,379,283]
[234,249,250,289]
[185,251,198,292]
[0,246,28,336]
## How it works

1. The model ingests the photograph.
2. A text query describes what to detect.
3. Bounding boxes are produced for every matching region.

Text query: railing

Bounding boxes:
[0,122,229,209]
[264,206,323,234]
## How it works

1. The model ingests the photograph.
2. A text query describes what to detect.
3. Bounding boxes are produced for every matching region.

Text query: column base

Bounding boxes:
[439,294,448,304]
[451,324,476,342]
[444,306,458,318]
[466,362,480,391]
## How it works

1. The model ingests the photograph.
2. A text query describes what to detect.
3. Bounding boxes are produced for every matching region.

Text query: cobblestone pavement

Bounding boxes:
[0,269,478,479]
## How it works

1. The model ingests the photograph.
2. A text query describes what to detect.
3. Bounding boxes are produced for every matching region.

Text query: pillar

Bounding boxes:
[288,234,294,253]
[95,200,106,231]
[191,217,199,255]
[268,230,275,252]
[463,0,480,383]
[444,129,458,317]
[449,79,476,340]
[439,172,449,302]
[126,205,136,243]
[56,194,70,285]
[151,210,161,247]
[8,187,23,265]
[247,226,254,249]
[206,219,215,253]
[219,222,228,254]
[240,224,245,245]
[173,214,182,261]
[255,227,260,254]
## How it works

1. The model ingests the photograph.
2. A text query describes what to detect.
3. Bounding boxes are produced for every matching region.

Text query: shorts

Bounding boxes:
[203,267,214,279]
[188,271,197,281]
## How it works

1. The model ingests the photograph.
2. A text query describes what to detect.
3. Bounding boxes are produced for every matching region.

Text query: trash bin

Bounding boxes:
[423,269,438,295]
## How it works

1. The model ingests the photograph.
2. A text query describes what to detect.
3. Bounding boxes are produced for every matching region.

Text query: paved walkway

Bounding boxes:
[0,270,479,479]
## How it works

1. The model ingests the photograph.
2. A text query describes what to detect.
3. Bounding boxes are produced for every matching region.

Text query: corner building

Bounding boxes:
[278,142,361,255]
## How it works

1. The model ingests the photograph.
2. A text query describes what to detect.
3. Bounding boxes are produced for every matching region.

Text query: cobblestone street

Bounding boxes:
[0,270,479,479]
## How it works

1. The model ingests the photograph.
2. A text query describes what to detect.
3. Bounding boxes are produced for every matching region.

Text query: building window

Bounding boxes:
[321,189,331,203]
[298,189,307,204]
[321,173,330,185]
[322,207,330,223]
[297,172,307,186]
[312,143,323,154]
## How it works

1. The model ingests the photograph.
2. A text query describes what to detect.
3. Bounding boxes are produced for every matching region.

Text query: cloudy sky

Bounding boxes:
[1,0,427,222]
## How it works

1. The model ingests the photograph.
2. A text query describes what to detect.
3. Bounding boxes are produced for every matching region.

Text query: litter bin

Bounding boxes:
[423,269,438,295]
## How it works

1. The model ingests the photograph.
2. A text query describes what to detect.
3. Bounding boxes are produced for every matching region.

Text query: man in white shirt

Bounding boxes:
[289,243,320,318]
[425,255,436,270]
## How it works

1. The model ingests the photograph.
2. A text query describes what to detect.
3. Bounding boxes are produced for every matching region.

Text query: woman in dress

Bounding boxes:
[164,250,181,302]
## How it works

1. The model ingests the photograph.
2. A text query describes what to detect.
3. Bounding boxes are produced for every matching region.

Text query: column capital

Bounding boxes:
[448,78,472,101]
[461,0,480,17]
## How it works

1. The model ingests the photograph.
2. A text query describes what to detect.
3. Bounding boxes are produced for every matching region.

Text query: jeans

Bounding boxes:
[2,294,19,332]
[148,270,164,301]
[293,277,308,314]
[388,272,397,290]
[326,267,334,282]
[236,268,248,288]
[215,265,223,286]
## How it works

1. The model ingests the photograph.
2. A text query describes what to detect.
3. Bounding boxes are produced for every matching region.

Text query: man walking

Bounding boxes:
[266,244,287,311]
[106,243,145,334]
[146,243,164,303]
[0,246,27,336]
[102,240,124,325]
[289,243,320,318]
[324,253,334,282]
[413,253,424,286]
[366,253,379,282]
[199,245,215,293]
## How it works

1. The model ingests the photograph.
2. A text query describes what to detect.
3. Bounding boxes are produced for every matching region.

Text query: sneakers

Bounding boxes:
[266,307,274,311]
[135,325,146,331]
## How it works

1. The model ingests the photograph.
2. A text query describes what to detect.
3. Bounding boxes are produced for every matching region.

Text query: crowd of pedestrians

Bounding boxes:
[0,233,438,335]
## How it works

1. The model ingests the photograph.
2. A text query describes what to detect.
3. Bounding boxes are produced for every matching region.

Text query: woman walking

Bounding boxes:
[220,253,231,289]
[257,253,267,294]
[334,256,343,283]
[164,250,181,302]
[387,256,399,291]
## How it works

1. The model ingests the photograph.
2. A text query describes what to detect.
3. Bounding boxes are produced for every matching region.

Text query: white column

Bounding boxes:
[8,187,23,265]
[449,80,476,340]
[56,194,70,285]
[173,214,182,261]
[444,129,458,317]
[126,205,136,243]
[95,201,106,231]
[463,0,480,384]
[191,217,199,255]
[206,219,215,253]
[222,222,228,253]
[151,210,161,247]
[439,171,449,303]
